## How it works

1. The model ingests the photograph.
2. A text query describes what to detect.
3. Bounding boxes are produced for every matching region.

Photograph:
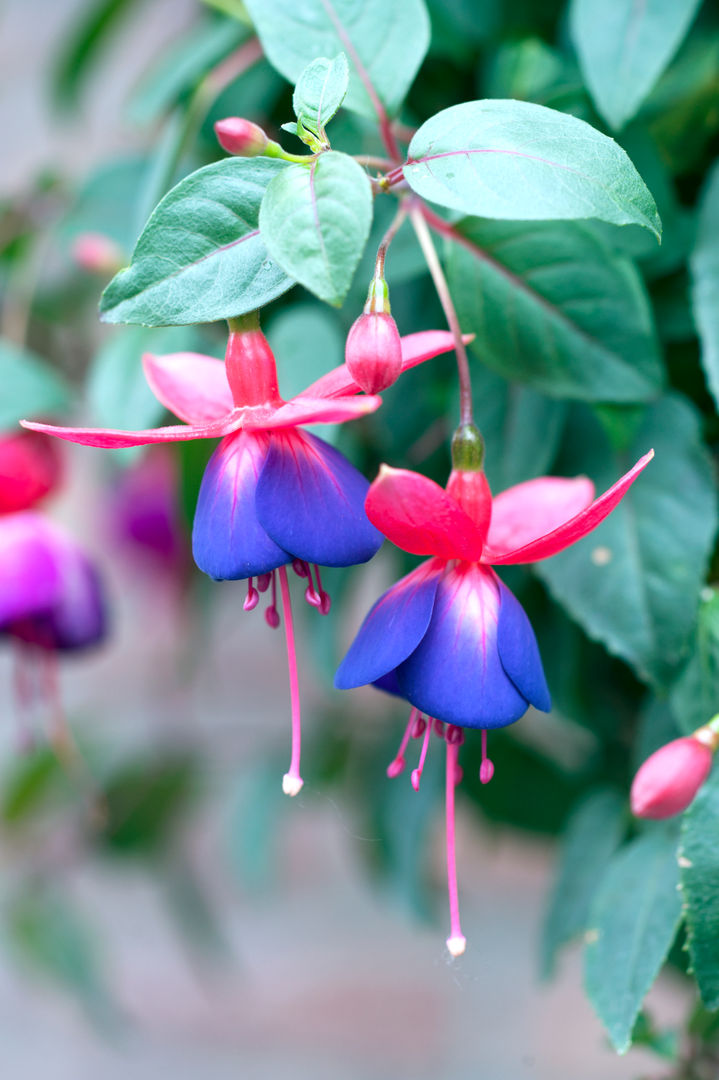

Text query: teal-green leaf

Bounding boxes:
[405,100,661,236]
[670,589,719,735]
[99,159,294,326]
[680,768,719,1008]
[536,395,718,687]
[446,218,663,402]
[570,0,703,131]
[691,161,719,411]
[584,828,682,1053]
[259,151,372,306]
[244,0,430,120]
[0,340,72,431]
[541,789,626,978]
[293,53,349,140]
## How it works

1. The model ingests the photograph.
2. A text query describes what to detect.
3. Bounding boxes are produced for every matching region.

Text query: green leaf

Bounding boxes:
[99,159,294,326]
[680,769,719,1008]
[691,161,719,412]
[584,828,682,1053]
[541,789,626,978]
[0,340,71,430]
[405,100,661,236]
[446,218,663,402]
[570,0,703,131]
[259,151,372,306]
[536,395,718,687]
[670,589,719,735]
[293,53,349,140]
[52,0,141,110]
[244,0,430,120]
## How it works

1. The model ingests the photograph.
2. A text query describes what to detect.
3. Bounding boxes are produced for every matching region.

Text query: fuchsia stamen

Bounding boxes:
[278,566,303,797]
[304,563,322,608]
[313,565,331,615]
[386,708,420,778]
[265,570,280,628]
[480,729,494,784]
[292,559,309,578]
[445,728,466,958]
[411,719,432,791]
[243,577,259,611]
[12,647,35,753]
[256,572,272,593]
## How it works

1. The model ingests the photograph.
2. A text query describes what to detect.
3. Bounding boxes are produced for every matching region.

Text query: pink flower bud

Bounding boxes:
[71,232,123,275]
[630,736,713,819]
[345,311,403,394]
[214,117,269,157]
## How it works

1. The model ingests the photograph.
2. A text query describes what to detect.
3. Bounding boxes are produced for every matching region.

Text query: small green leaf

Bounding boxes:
[405,100,661,236]
[100,158,294,326]
[584,828,682,1053]
[446,218,663,402]
[244,0,430,120]
[0,339,71,430]
[536,395,718,687]
[52,0,141,110]
[570,0,703,130]
[680,769,719,1008]
[293,53,349,140]
[259,151,372,306]
[691,161,719,411]
[670,589,719,735]
[541,789,626,978]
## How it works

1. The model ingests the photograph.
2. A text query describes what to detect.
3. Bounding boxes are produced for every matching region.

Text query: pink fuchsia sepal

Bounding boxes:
[631,718,719,819]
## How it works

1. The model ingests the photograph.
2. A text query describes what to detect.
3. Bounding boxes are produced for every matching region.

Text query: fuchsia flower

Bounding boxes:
[336,449,653,955]
[23,322,459,794]
[0,431,61,513]
[631,721,719,819]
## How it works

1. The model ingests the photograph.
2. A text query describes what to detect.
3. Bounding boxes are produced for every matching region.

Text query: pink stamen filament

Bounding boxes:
[43,651,79,771]
[244,577,259,611]
[411,719,432,791]
[480,729,495,784]
[278,566,303,797]
[445,731,466,957]
[304,563,322,608]
[313,565,331,615]
[265,570,280,628]
[12,646,35,753]
[386,708,420,778]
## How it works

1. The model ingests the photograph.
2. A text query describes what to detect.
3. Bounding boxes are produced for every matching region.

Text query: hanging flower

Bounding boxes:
[23,319,459,794]
[336,445,653,955]
[0,430,62,513]
[0,511,106,754]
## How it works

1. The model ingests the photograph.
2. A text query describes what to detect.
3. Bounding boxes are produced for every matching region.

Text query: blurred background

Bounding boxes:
[1,0,715,1076]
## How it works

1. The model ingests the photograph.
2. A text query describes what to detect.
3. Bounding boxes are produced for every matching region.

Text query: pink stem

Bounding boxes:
[445,739,466,957]
[278,566,303,797]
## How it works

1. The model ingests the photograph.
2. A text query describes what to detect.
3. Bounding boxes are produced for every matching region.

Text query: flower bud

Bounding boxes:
[630,735,714,819]
[214,117,269,157]
[71,232,123,275]
[345,311,402,393]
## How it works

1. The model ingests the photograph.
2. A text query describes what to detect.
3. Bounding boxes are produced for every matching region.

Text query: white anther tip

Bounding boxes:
[282,774,304,797]
[446,935,467,958]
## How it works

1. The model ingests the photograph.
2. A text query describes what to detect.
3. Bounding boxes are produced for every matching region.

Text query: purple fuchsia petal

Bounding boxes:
[255,430,382,567]
[483,450,655,565]
[494,576,551,712]
[257,394,381,429]
[21,414,240,449]
[142,352,234,423]
[302,331,464,399]
[192,430,290,580]
[11,522,107,651]
[486,476,594,556]
[334,560,443,689]
[396,563,530,729]
[365,466,485,561]
[0,513,61,628]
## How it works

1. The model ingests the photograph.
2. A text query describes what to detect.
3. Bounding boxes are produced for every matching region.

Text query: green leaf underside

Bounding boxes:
[259,151,372,306]
[541,789,626,978]
[405,100,661,235]
[584,828,682,1053]
[670,590,719,735]
[0,340,71,430]
[691,162,719,411]
[570,0,703,131]
[293,53,349,138]
[680,770,719,1009]
[447,218,663,402]
[99,158,294,326]
[536,395,718,687]
[244,0,430,119]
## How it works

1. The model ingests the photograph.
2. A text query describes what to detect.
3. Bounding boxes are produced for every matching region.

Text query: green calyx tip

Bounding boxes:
[364,275,391,315]
[451,424,485,471]
[228,311,260,333]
